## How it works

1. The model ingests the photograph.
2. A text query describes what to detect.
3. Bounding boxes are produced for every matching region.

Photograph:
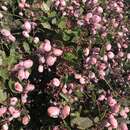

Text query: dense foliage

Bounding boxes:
[0,0,130,130]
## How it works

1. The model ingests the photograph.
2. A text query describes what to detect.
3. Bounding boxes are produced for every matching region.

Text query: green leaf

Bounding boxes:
[71,117,93,129]
[41,22,51,29]
[23,42,31,54]
[0,88,7,103]
[58,20,66,29]
[0,69,8,80]
[64,52,78,62]
[63,32,70,41]
[60,93,69,102]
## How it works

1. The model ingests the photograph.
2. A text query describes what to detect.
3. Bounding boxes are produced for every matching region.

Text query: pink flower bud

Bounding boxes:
[21,94,27,104]
[2,123,8,130]
[15,82,23,92]
[127,53,130,60]
[22,115,30,125]
[41,39,52,52]
[23,59,33,69]
[124,107,129,113]
[24,70,30,79]
[61,105,70,119]
[48,106,60,118]
[18,2,25,9]
[8,35,16,42]
[10,97,18,106]
[97,6,103,13]
[98,94,105,101]
[1,29,11,37]
[46,56,57,66]
[0,107,7,117]
[74,74,82,79]
[79,77,85,84]
[90,57,97,65]
[33,37,39,44]
[108,114,118,129]
[38,65,44,73]
[103,55,108,62]
[106,44,112,51]
[107,52,115,59]
[23,21,31,32]
[18,69,25,80]
[22,31,29,38]
[119,122,128,130]
[1,6,8,11]
[84,48,90,56]
[39,56,45,64]
[53,48,63,56]
[52,78,60,86]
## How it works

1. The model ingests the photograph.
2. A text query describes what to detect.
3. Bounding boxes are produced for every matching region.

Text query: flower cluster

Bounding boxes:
[0,0,129,130]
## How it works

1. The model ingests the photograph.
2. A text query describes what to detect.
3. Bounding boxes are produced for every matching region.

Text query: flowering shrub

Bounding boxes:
[0,0,130,130]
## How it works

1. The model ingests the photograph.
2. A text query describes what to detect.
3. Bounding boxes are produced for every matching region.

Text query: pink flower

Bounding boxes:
[38,65,44,73]
[1,29,11,37]
[97,6,103,13]
[48,106,60,118]
[84,48,90,56]
[61,105,70,119]
[92,15,101,23]
[53,48,63,56]
[108,114,118,129]
[52,78,60,86]
[124,107,129,113]
[46,56,57,66]
[23,21,31,32]
[18,69,25,80]
[10,97,18,106]
[23,59,33,69]
[107,52,115,59]
[22,115,30,125]
[120,110,128,118]
[8,35,16,42]
[21,94,28,104]
[79,77,85,84]
[22,31,29,38]
[33,37,39,44]
[111,104,120,113]
[24,70,30,79]
[106,44,112,51]
[18,2,25,9]
[0,107,7,117]
[119,122,128,130]
[127,53,130,60]
[90,57,97,65]
[8,107,20,118]
[74,74,82,79]
[107,96,117,107]
[39,56,45,64]
[15,82,23,92]
[98,94,106,101]
[25,84,35,92]
[2,123,8,130]
[41,39,52,52]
